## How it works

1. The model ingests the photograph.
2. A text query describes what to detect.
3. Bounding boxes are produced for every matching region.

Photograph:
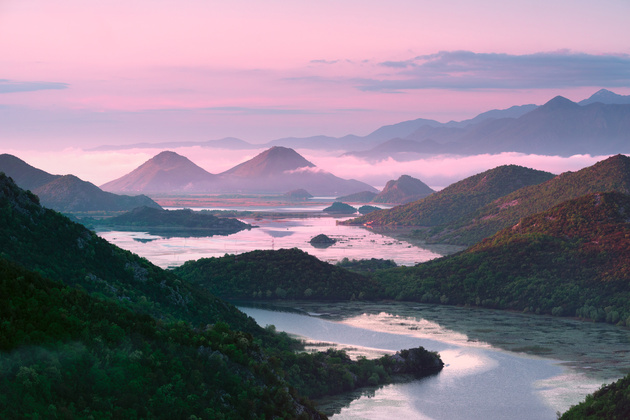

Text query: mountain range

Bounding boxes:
[345,154,630,247]
[343,165,555,228]
[89,89,630,158]
[102,146,377,196]
[0,153,160,213]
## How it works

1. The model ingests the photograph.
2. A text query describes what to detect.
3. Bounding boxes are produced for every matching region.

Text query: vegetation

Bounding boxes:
[91,206,252,236]
[560,374,630,419]
[372,192,630,326]
[342,164,554,229]
[323,202,357,214]
[309,234,336,247]
[173,248,381,301]
[0,173,444,416]
[337,257,397,273]
[358,205,381,214]
[0,257,320,419]
[420,154,630,246]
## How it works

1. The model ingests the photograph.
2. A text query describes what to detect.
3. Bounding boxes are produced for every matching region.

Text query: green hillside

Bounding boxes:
[0,256,318,419]
[342,164,554,228]
[0,173,256,331]
[423,154,630,246]
[173,248,381,301]
[374,192,630,325]
[0,173,443,416]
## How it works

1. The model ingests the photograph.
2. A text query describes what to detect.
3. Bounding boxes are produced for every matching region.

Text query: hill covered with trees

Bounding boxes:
[174,248,381,301]
[372,191,630,325]
[342,165,554,229]
[421,154,630,245]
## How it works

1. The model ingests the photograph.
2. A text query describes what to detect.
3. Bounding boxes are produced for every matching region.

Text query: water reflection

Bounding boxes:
[97,216,450,268]
[239,302,629,419]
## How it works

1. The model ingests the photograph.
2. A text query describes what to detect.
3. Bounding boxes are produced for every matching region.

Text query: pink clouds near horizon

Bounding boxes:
[1,1,630,148]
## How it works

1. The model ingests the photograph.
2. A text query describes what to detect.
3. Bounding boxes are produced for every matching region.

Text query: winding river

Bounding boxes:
[238,301,630,419]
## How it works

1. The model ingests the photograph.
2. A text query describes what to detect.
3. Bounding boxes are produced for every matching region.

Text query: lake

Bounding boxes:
[97,215,463,268]
[239,301,630,420]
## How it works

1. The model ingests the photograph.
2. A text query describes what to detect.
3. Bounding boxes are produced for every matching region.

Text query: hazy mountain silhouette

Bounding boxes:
[102,147,376,195]
[0,153,160,212]
[33,175,161,212]
[89,137,253,151]
[0,153,60,190]
[101,150,216,193]
[579,88,630,106]
[372,175,434,204]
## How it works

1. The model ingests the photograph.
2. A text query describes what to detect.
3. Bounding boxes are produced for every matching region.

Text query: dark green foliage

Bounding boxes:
[173,248,381,300]
[343,164,554,228]
[310,234,336,247]
[323,202,357,214]
[0,173,258,332]
[426,154,630,245]
[95,206,252,236]
[337,257,397,273]
[560,374,630,419]
[373,192,630,326]
[0,257,320,419]
[281,347,442,399]
[358,205,381,215]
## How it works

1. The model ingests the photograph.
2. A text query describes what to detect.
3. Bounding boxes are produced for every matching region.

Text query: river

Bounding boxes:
[239,301,630,419]
[96,213,630,418]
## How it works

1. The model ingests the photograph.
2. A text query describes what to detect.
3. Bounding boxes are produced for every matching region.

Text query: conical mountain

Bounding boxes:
[372,175,434,204]
[377,191,630,321]
[220,146,315,177]
[0,153,61,190]
[426,154,630,246]
[216,146,377,195]
[343,165,554,227]
[33,174,160,212]
[101,150,216,193]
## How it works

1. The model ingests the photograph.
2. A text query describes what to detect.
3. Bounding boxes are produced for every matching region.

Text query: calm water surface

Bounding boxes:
[97,215,460,268]
[239,302,630,420]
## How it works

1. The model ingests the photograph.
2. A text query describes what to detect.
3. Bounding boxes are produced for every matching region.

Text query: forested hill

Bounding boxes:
[374,191,630,325]
[0,173,256,331]
[173,248,381,300]
[0,255,321,419]
[98,205,252,235]
[342,164,554,227]
[422,154,630,246]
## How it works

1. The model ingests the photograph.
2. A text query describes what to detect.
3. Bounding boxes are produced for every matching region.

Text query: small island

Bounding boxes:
[358,204,381,215]
[94,206,253,237]
[323,201,357,214]
[309,233,337,248]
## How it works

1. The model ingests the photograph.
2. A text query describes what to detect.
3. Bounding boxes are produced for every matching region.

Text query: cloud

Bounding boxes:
[359,51,630,92]
[0,79,69,94]
[310,59,340,65]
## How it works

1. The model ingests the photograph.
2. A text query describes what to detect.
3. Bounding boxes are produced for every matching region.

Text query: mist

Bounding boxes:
[6,146,614,191]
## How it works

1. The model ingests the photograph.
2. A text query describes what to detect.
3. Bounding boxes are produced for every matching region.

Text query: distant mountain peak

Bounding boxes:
[541,95,579,110]
[371,174,434,204]
[100,150,215,193]
[579,89,630,105]
[220,146,315,178]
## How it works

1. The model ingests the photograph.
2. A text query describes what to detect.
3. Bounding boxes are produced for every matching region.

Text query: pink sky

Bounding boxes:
[1,1,630,186]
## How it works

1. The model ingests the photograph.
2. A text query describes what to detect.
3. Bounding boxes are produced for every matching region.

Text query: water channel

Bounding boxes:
[96,213,630,418]
[239,301,630,419]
